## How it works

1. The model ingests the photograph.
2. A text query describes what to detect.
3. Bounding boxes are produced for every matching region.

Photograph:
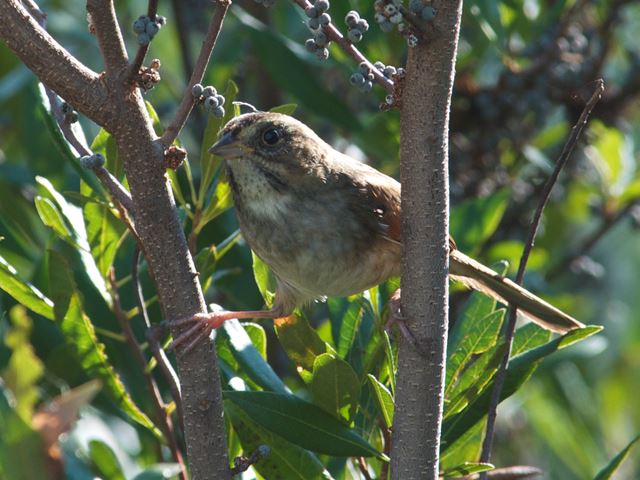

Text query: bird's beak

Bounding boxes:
[209,131,252,159]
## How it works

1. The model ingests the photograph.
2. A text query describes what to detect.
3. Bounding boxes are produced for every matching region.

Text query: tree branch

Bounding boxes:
[390,2,463,478]
[0,0,112,126]
[478,79,604,478]
[86,0,129,78]
[160,0,232,146]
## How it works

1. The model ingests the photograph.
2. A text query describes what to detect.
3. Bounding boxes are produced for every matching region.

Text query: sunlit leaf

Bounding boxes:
[441,461,494,477]
[270,103,298,115]
[89,440,125,480]
[275,313,328,372]
[310,353,360,422]
[367,374,394,428]
[252,251,277,307]
[0,254,54,319]
[593,433,640,480]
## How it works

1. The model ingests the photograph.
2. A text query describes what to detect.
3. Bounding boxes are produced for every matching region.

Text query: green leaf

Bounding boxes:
[367,374,394,428]
[270,103,298,115]
[198,172,233,227]
[442,326,602,447]
[441,462,494,478]
[0,254,54,320]
[275,313,328,372]
[221,319,288,393]
[34,196,73,240]
[310,353,360,422]
[593,433,640,480]
[588,120,630,197]
[225,400,332,480]
[252,251,277,308]
[328,295,365,359]
[46,250,162,439]
[450,189,510,253]
[440,420,485,470]
[446,309,505,396]
[224,391,381,458]
[0,385,48,480]
[90,128,124,181]
[89,440,126,480]
[2,307,44,420]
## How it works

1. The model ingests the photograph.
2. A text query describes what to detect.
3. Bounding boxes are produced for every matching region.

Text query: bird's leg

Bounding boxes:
[385,289,428,358]
[164,308,283,355]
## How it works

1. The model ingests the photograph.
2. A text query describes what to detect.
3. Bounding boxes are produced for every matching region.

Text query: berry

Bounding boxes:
[374,13,386,23]
[215,94,225,106]
[203,86,216,97]
[314,31,328,47]
[308,17,320,29]
[316,47,329,60]
[383,65,397,77]
[421,6,436,21]
[319,13,331,26]
[384,4,397,15]
[367,72,375,81]
[156,15,167,26]
[212,106,225,118]
[137,33,150,45]
[315,0,330,12]
[345,10,359,27]
[350,72,365,86]
[407,34,419,47]
[133,19,146,33]
[409,0,423,13]
[374,61,385,71]
[305,38,317,52]
[146,21,159,36]
[379,20,393,33]
[362,80,373,92]
[390,12,403,24]
[347,28,363,43]
[80,153,105,169]
[204,96,219,109]
[356,19,369,32]
[305,6,318,18]
[385,94,394,104]
[358,62,370,74]
[192,83,204,97]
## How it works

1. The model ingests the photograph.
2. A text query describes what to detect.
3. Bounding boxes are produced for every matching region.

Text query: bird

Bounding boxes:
[169,112,583,353]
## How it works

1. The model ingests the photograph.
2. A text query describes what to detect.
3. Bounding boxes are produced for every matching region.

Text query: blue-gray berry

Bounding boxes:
[374,12,386,23]
[308,17,320,29]
[409,0,423,13]
[345,10,359,27]
[385,94,394,104]
[390,12,403,24]
[202,86,216,97]
[383,65,397,77]
[384,4,397,15]
[204,96,219,110]
[358,62,369,75]
[192,83,204,97]
[156,15,167,26]
[305,6,318,18]
[407,34,418,47]
[421,6,436,21]
[146,21,159,36]
[380,20,393,32]
[315,47,329,60]
[305,38,317,52]
[350,72,365,86]
[133,19,146,33]
[319,13,331,25]
[80,153,105,169]
[316,0,330,12]
[347,28,363,43]
[212,106,225,118]
[137,32,150,45]
[215,94,225,106]
[356,18,369,32]
[314,31,328,47]
[374,61,385,71]
[362,80,373,92]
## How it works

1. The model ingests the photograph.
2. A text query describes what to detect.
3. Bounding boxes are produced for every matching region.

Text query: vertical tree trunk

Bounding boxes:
[390,3,464,479]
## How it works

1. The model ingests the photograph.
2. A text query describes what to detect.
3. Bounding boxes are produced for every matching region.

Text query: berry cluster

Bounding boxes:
[344,10,369,43]
[133,14,167,46]
[408,0,436,21]
[374,0,435,46]
[304,0,331,60]
[349,62,375,93]
[192,84,226,118]
[79,153,105,170]
[61,102,78,123]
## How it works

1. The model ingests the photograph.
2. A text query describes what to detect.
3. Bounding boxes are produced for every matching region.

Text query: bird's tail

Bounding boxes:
[449,249,584,333]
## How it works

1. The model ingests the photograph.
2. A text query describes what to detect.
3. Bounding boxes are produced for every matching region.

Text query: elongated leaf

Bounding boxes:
[310,353,360,422]
[593,434,640,480]
[270,103,298,115]
[450,190,510,253]
[367,375,394,428]
[442,462,494,478]
[34,196,73,241]
[224,391,381,457]
[442,326,602,446]
[222,319,287,393]
[89,440,125,480]
[0,253,54,320]
[47,250,161,438]
[446,309,505,395]
[225,401,332,480]
[252,251,277,307]
[90,128,123,181]
[328,296,365,359]
[275,314,327,372]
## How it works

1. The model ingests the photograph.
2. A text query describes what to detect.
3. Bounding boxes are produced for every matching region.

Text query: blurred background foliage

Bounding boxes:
[1,0,639,478]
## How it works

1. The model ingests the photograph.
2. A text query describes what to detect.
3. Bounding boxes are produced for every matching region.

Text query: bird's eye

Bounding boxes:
[262,128,281,146]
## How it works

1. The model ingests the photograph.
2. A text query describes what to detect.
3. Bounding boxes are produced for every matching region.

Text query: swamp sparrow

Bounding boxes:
[169,112,583,352]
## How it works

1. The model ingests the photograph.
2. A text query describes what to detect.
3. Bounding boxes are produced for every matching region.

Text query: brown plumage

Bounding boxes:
[169,112,583,353]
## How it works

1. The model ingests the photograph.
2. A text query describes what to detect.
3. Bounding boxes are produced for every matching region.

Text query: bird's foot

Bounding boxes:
[385,289,428,358]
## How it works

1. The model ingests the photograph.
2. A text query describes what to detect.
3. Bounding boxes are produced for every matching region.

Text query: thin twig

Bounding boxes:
[356,457,373,480]
[108,271,187,480]
[547,197,640,280]
[133,247,183,420]
[291,0,394,93]
[86,0,129,77]
[478,79,605,477]
[125,0,159,84]
[160,0,232,146]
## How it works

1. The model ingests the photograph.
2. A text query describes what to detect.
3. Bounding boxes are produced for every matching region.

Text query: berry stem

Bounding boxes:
[126,0,159,84]
[291,0,394,93]
[160,0,231,146]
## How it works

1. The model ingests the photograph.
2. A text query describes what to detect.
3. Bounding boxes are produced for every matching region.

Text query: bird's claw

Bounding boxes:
[162,312,230,356]
[385,289,429,358]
